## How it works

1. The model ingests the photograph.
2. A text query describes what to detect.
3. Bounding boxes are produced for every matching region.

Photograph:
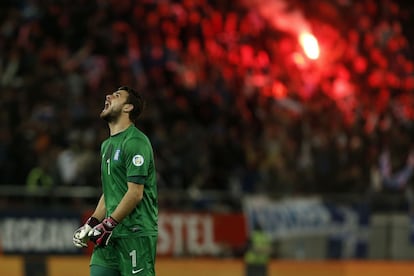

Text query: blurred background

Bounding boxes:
[1,0,414,275]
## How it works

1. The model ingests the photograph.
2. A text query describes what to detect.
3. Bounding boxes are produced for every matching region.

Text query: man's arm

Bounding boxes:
[110,182,144,222]
[87,183,144,247]
[91,194,107,221]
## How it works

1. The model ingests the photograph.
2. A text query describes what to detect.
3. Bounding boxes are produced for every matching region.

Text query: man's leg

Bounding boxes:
[90,265,121,276]
[117,235,157,276]
[90,242,120,276]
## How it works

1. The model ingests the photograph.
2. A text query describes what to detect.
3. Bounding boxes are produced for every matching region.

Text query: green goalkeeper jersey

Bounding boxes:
[100,125,158,238]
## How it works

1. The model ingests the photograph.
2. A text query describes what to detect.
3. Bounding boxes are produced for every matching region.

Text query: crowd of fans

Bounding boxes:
[0,0,413,210]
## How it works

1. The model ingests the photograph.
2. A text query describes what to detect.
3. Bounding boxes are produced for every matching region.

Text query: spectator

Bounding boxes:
[0,0,413,211]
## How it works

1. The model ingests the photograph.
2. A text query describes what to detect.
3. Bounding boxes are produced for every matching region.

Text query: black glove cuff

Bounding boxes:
[86,216,100,227]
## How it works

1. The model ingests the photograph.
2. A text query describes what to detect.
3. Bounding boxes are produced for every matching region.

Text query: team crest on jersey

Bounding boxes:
[132,154,144,166]
[114,149,121,160]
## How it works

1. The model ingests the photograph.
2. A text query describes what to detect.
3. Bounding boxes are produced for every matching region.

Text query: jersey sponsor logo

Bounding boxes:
[114,149,121,160]
[132,268,144,274]
[132,154,144,167]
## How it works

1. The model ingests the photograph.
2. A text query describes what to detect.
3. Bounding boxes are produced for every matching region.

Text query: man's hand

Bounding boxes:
[73,217,100,248]
[88,217,118,247]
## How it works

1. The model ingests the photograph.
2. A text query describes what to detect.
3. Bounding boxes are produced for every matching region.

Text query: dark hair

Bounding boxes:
[118,86,145,123]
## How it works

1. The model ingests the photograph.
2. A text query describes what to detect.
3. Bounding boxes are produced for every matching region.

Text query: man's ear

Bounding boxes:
[123,103,134,113]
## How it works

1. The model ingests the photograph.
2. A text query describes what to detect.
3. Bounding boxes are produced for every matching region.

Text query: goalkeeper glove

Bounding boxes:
[73,217,100,248]
[88,217,118,247]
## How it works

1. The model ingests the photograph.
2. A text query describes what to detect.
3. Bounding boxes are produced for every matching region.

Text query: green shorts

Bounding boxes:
[90,235,157,276]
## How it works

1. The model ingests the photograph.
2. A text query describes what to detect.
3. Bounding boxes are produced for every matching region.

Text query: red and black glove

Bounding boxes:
[88,217,118,247]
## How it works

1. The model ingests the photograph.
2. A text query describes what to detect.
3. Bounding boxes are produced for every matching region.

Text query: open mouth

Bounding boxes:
[103,101,110,111]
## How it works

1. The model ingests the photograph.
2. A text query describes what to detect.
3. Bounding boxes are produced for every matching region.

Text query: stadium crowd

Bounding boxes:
[0,0,413,210]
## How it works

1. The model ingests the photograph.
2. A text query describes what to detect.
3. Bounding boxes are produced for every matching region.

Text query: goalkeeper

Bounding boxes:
[73,86,158,276]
